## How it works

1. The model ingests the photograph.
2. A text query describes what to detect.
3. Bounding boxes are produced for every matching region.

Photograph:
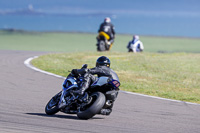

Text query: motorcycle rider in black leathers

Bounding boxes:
[71,56,119,115]
[98,17,115,46]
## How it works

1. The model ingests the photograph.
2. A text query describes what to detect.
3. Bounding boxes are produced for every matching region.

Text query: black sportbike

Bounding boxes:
[45,69,120,120]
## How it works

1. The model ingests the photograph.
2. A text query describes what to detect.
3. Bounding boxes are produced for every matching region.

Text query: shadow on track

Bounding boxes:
[26,113,105,120]
[26,113,78,120]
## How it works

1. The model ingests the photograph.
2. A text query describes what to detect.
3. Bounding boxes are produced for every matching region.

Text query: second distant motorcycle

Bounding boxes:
[96,17,115,51]
[96,31,112,51]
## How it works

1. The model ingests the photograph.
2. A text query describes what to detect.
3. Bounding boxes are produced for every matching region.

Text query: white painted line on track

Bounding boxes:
[24,56,200,106]
[121,91,200,106]
[24,56,65,79]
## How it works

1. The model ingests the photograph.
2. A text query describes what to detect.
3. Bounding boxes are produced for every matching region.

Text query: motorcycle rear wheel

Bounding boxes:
[97,41,106,51]
[77,92,106,120]
[45,91,61,115]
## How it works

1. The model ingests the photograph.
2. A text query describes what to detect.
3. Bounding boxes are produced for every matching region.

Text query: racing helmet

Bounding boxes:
[96,56,111,68]
[133,35,139,40]
[104,17,111,23]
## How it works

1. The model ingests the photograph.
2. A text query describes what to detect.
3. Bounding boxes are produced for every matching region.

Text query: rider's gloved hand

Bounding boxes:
[71,69,78,76]
[81,64,88,69]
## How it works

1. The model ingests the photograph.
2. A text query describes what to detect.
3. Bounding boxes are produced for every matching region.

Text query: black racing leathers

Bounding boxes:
[89,66,119,81]
[74,65,119,115]
[76,66,119,94]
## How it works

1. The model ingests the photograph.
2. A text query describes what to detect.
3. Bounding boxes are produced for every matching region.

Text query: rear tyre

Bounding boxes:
[77,92,105,120]
[45,91,61,115]
[97,41,106,51]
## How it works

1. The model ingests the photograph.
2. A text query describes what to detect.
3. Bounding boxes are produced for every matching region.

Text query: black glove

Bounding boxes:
[81,64,88,69]
[71,69,78,76]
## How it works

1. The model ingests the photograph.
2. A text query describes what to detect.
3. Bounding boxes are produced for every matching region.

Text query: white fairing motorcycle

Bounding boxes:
[45,70,120,120]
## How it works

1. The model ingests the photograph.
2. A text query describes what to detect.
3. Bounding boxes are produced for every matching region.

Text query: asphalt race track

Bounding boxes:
[0,50,200,133]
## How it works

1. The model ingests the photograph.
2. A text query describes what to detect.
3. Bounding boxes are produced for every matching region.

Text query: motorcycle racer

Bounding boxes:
[97,17,115,49]
[71,56,119,115]
[127,35,144,53]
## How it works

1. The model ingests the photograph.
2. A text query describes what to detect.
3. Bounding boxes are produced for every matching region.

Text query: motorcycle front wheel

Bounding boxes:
[77,92,106,120]
[45,91,61,115]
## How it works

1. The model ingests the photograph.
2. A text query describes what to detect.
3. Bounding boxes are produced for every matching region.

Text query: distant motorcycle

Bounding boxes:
[45,66,120,120]
[96,31,112,51]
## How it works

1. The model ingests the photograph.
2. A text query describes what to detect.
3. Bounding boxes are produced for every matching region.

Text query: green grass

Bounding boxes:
[0,30,96,52]
[0,30,200,53]
[1,30,200,103]
[32,52,200,104]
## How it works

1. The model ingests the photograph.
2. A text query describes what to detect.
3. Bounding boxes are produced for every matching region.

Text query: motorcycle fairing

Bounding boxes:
[98,31,110,40]
[59,77,79,109]
[63,78,78,91]
[91,76,109,87]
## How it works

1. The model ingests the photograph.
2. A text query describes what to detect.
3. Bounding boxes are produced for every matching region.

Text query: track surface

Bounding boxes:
[0,50,200,133]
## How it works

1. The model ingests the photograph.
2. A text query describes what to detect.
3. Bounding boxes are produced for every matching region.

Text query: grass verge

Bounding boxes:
[32,52,200,104]
[1,30,200,53]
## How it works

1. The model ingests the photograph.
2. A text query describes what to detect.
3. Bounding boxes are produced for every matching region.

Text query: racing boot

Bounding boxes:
[73,81,88,96]
[74,73,91,96]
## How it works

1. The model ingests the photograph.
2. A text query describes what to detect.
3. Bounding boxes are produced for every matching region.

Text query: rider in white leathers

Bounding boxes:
[127,35,144,53]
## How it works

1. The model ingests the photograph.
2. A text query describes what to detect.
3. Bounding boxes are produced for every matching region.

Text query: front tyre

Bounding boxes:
[45,91,61,115]
[77,92,106,120]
